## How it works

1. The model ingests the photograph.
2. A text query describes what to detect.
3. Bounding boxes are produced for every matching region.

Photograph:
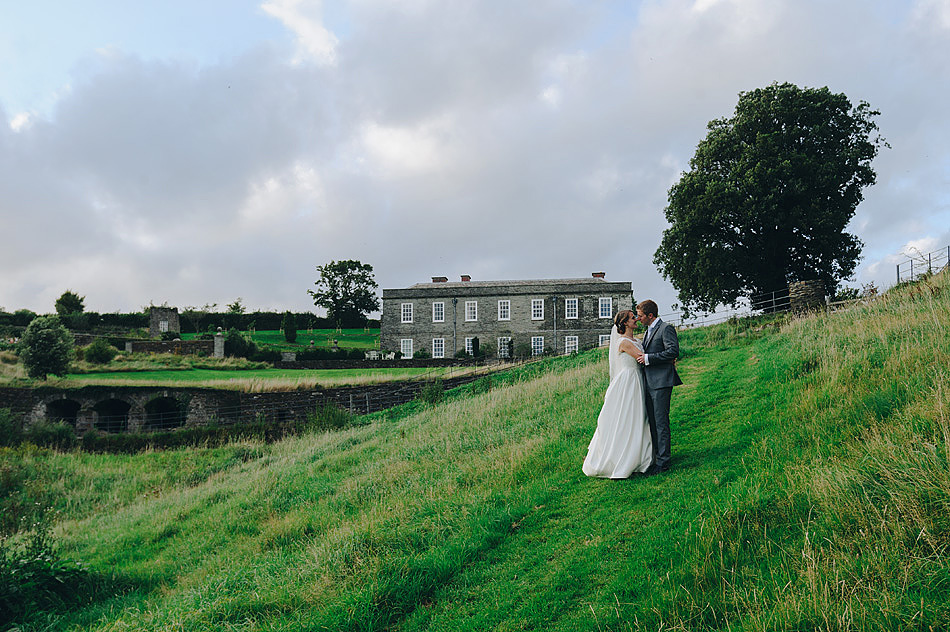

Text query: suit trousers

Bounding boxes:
[644,385,673,470]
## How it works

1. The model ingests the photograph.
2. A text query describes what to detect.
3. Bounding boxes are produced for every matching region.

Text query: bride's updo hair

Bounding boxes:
[614,310,635,334]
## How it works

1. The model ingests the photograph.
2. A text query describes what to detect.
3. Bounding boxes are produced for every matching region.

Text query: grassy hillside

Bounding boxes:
[2,270,948,630]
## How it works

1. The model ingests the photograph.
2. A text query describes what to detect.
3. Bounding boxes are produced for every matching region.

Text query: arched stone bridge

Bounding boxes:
[0,373,486,434]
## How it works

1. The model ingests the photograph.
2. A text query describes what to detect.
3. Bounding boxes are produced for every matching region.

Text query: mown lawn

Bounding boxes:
[182,328,380,351]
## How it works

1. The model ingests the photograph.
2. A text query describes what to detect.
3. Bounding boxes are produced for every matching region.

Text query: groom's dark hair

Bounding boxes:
[636,300,659,318]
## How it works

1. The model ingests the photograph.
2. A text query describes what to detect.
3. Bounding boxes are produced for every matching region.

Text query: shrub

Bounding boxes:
[82,338,118,365]
[282,311,297,343]
[0,518,92,627]
[224,329,257,359]
[24,422,76,451]
[12,310,36,327]
[417,380,444,405]
[307,404,353,431]
[17,316,73,379]
[249,348,281,364]
[0,409,22,447]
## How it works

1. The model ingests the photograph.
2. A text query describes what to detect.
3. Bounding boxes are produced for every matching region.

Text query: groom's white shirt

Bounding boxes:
[643,319,660,366]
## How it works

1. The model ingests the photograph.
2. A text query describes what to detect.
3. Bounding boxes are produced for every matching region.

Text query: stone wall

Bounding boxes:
[0,372,491,434]
[124,340,215,355]
[789,280,827,312]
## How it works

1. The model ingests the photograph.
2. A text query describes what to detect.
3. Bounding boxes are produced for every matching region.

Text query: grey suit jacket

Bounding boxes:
[642,319,683,389]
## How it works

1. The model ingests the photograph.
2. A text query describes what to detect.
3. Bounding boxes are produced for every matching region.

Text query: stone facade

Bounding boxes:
[381,274,633,358]
[149,307,180,339]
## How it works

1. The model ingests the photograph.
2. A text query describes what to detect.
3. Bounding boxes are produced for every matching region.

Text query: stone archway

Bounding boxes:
[144,396,186,431]
[46,398,81,426]
[93,399,131,433]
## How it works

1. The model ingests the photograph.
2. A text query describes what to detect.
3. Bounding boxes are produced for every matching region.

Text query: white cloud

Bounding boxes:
[1,0,949,316]
[358,117,453,177]
[261,0,339,65]
[9,112,32,131]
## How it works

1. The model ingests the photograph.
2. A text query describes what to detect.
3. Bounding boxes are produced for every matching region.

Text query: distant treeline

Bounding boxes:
[0,310,380,335]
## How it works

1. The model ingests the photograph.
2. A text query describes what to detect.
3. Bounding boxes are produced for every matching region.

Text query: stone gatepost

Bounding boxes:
[214,330,225,359]
[789,280,826,312]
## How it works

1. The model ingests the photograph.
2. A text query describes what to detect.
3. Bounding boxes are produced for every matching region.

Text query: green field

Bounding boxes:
[3,270,949,630]
[183,328,380,351]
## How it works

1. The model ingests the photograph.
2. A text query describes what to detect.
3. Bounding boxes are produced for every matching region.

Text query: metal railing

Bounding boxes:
[896,245,950,284]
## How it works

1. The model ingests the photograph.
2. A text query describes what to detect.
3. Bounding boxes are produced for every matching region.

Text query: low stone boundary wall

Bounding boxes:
[0,373,488,435]
[276,358,481,369]
[124,340,215,355]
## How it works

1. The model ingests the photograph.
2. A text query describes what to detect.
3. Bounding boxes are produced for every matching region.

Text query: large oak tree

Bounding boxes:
[654,82,886,315]
[308,260,380,328]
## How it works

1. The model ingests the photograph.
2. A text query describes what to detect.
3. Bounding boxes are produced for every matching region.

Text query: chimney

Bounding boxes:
[592,272,606,279]
[431,276,448,283]
[460,275,471,282]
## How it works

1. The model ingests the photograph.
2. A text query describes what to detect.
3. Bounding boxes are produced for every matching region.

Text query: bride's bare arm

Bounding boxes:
[618,338,644,360]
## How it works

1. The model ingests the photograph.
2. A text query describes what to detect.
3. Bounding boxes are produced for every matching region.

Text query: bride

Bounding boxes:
[583,309,653,478]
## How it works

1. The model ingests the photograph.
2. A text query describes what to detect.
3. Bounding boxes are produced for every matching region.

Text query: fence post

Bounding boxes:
[365,393,369,413]
[897,263,900,284]
[349,394,353,411]
[929,253,932,274]
[911,259,914,281]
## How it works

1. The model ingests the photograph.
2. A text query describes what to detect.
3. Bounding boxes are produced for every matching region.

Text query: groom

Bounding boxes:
[632,300,682,475]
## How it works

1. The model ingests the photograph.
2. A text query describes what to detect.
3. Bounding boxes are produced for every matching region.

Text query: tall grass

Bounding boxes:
[4,271,949,630]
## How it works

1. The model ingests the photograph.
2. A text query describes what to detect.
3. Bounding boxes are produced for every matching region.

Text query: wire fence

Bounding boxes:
[661,243,950,328]
[896,244,950,284]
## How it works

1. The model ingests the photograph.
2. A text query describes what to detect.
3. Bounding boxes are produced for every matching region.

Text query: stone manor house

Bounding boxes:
[380,273,633,359]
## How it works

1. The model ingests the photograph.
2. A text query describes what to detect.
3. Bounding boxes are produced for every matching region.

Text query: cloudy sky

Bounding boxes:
[1,0,948,319]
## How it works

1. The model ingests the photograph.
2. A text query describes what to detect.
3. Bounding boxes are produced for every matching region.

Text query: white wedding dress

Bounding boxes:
[583,328,653,478]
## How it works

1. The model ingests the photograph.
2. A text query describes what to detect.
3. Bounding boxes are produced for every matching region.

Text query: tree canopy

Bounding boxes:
[18,315,74,379]
[654,82,886,315]
[55,290,85,316]
[308,260,380,328]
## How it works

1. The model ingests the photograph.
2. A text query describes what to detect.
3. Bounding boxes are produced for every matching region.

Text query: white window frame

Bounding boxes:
[159,320,169,333]
[465,301,478,322]
[465,337,475,355]
[432,302,444,323]
[531,299,544,320]
[400,338,413,359]
[432,338,445,359]
[497,300,510,321]
[599,334,611,347]
[401,303,413,323]
[564,335,579,355]
[497,336,512,359]
[598,297,613,319]
[531,336,544,356]
[565,298,578,320]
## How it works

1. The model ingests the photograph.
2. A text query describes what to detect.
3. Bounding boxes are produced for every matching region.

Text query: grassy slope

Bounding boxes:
[11,271,950,630]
